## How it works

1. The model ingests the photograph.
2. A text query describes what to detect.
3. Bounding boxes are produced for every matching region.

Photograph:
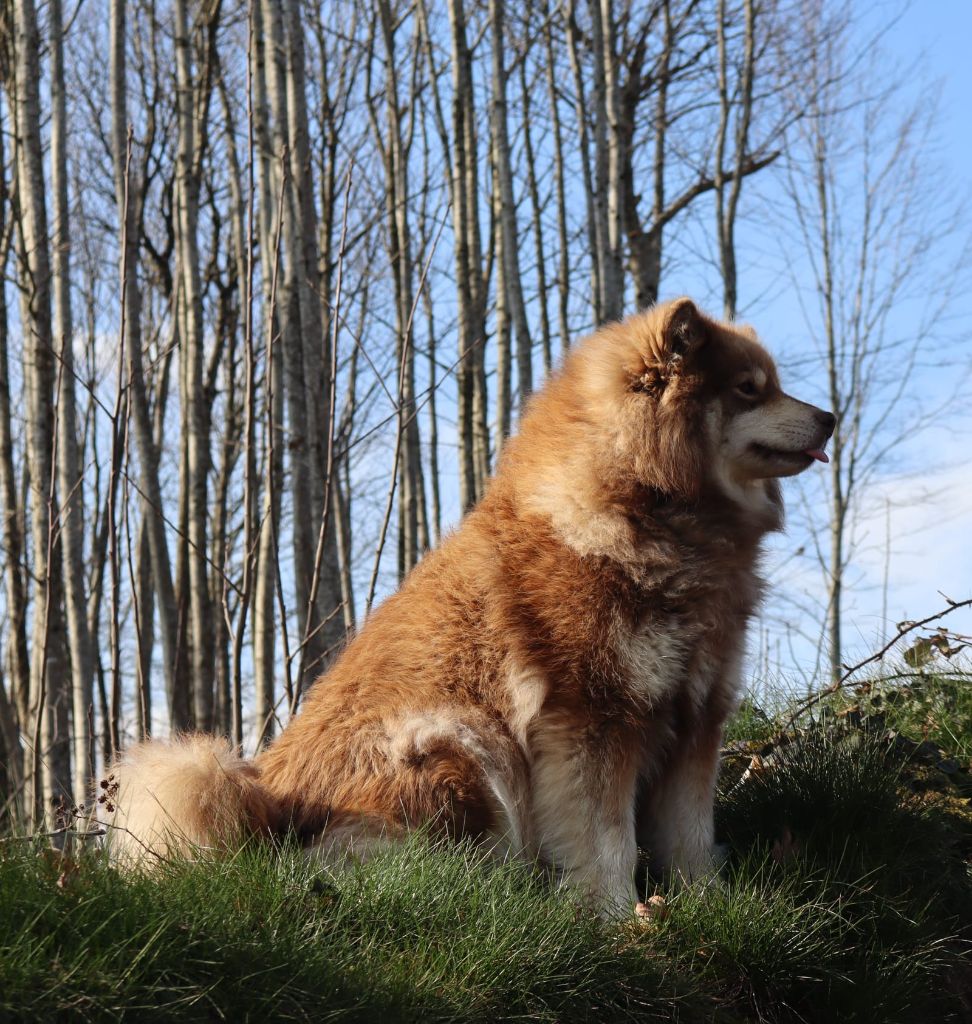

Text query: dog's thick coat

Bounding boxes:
[110,300,834,912]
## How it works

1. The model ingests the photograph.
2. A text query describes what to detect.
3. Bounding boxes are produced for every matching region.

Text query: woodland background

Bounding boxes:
[0,0,969,823]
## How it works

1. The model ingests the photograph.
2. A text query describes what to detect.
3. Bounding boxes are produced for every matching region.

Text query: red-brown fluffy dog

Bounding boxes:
[110,299,834,915]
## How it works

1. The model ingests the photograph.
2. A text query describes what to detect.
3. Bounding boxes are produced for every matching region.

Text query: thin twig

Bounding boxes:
[784,594,972,730]
[292,164,353,711]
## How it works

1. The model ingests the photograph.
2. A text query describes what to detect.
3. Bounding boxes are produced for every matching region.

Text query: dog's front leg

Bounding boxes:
[641,719,723,884]
[529,719,640,916]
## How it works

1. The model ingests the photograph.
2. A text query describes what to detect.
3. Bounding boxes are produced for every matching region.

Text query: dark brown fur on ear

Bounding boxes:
[661,298,707,362]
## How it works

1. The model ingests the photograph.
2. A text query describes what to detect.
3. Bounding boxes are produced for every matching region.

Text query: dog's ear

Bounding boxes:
[661,298,707,362]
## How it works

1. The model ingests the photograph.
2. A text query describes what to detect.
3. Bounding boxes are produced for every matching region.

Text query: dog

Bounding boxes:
[109,298,834,915]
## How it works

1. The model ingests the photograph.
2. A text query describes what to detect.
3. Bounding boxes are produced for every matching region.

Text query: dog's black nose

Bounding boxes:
[816,410,837,437]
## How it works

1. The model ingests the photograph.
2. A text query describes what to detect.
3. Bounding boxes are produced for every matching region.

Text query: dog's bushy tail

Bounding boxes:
[106,735,280,866]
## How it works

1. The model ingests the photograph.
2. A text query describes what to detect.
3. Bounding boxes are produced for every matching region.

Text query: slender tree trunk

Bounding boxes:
[518,49,552,376]
[13,0,72,815]
[110,0,189,731]
[50,0,94,805]
[565,3,602,323]
[590,0,624,321]
[174,0,214,731]
[218,52,254,747]
[492,142,512,446]
[0,108,31,774]
[629,0,671,309]
[251,0,283,743]
[439,0,482,511]
[715,0,756,319]
[489,0,533,406]
[331,475,355,635]
[134,518,154,738]
[456,9,490,496]
[543,6,571,354]
[372,1,425,576]
[283,0,345,671]
[262,0,336,697]
[815,126,844,686]
[418,104,442,542]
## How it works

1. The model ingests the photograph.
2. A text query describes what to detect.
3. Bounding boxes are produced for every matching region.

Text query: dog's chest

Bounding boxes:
[619,568,756,714]
[619,620,689,705]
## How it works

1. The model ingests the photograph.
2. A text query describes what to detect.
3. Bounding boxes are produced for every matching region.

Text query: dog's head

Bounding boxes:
[581,298,835,507]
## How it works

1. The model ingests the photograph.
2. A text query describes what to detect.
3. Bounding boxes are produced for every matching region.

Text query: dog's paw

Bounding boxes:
[635,894,669,922]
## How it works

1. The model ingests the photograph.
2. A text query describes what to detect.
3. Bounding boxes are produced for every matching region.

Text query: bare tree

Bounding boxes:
[420,0,490,509]
[589,0,625,321]
[50,0,94,805]
[110,0,189,730]
[781,27,967,682]
[250,0,285,743]
[489,0,533,406]
[173,0,216,730]
[11,0,71,815]
[713,0,755,319]
[0,97,31,794]
[369,0,428,576]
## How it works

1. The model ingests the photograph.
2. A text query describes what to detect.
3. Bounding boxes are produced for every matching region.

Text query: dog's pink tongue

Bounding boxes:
[806,448,829,463]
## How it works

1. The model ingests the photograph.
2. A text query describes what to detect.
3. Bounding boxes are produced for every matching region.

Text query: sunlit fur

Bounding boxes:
[109,299,834,914]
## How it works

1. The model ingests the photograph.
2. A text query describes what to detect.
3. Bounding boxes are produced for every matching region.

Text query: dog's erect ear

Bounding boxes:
[661,298,707,361]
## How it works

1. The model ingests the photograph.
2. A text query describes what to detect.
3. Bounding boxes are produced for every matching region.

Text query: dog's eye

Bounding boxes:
[735,380,758,399]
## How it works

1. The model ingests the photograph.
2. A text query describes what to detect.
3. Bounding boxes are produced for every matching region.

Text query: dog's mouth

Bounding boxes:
[749,442,829,465]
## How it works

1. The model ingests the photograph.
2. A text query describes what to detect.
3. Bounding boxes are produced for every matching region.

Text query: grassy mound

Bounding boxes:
[0,836,688,1023]
[1,674,969,1022]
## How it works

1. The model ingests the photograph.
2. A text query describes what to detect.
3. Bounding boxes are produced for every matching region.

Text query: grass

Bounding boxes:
[1,671,970,1022]
[0,836,686,1023]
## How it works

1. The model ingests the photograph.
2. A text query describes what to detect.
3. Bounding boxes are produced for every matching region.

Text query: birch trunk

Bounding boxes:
[589,0,624,321]
[627,0,670,309]
[817,133,844,686]
[251,0,283,742]
[173,0,214,731]
[565,3,603,322]
[449,0,478,512]
[373,1,426,575]
[261,0,325,699]
[51,0,94,804]
[0,110,31,766]
[110,0,189,731]
[417,103,442,542]
[518,50,552,375]
[714,0,756,319]
[218,57,252,747]
[284,0,345,667]
[13,0,71,813]
[543,6,571,354]
[134,518,154,738]
[211,341,237,738]
[492,144,512,447]
[489,0,532,407]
